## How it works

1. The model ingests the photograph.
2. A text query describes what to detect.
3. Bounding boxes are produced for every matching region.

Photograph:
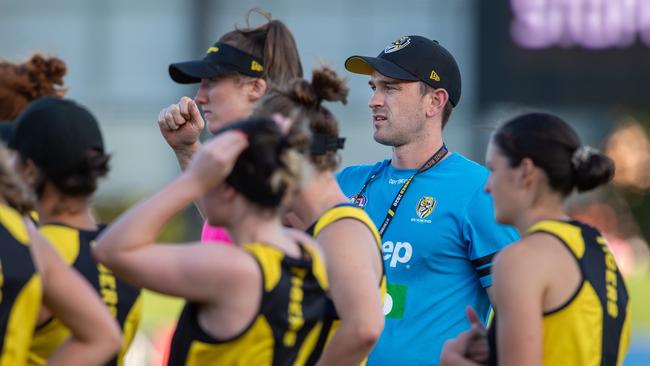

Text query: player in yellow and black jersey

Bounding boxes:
[0,143,121,365]
[304,204,386,366]
[255,66,385,365]
[94,117,330,365]
[8,98,141,365]
[168,241,327,365]
[30,224,141,366]
[440,113,630,366]
[484,220,630,366]
[0,204,43,365]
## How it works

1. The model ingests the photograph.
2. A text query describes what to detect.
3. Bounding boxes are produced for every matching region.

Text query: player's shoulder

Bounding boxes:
[446,153,489,177]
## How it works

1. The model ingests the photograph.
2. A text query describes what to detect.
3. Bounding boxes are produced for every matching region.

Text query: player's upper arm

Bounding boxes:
[491,238,547,366]
[94,241,260,304]
[316,218,384,324]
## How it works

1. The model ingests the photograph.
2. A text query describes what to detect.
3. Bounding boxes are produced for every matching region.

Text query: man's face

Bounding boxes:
[368,71,427,147]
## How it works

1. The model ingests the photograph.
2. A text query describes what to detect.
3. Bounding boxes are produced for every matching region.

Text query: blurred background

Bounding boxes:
[2,0,649,364]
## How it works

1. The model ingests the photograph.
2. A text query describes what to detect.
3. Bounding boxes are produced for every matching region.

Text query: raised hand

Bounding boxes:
[158,96,205,154]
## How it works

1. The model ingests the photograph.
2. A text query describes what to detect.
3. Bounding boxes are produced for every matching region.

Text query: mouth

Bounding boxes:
[373,114,387,123]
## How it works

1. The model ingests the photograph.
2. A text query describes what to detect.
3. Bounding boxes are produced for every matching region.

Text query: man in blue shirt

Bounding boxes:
[337,35,518,365]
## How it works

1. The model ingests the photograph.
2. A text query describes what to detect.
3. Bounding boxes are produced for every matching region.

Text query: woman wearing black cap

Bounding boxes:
[440,113,630,366]
[10,98,142,366]
[158,9,304,244]
[94,117,329,365]
[0,144,121,365]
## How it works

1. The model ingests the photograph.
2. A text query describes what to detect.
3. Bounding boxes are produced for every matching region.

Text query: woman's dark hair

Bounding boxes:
[493,112,614,195]
[219,8,303,87]
[254,66,348,172]
[221,117,306,209]
[0,54,67,120]
[33,150,110,199]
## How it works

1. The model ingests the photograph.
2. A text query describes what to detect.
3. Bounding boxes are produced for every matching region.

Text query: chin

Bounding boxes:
[207,119,225,134]
[494,210,512,226]
[373,133,396,147]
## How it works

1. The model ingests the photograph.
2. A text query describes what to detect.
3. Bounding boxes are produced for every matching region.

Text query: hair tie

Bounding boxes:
[571,145,597,169]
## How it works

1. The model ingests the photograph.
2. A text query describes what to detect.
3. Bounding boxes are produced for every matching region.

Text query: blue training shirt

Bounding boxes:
[337,153,518,366]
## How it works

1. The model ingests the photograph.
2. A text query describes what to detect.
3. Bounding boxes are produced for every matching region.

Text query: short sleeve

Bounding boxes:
[463,185,519,288]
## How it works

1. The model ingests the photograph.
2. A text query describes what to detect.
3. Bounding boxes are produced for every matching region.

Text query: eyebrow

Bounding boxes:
[369,79,401,88]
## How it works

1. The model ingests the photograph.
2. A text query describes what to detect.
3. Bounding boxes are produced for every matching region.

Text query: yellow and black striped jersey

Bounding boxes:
[29,224,142,366]
[305,203,386,366]
[0,204,42,366]
[488,220,630,366]
[167,241,329,366]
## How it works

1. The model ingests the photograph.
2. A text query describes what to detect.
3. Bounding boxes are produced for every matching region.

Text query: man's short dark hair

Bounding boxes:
[419,83,454,129]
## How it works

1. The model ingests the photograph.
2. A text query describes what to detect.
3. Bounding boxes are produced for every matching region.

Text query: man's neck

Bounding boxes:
[391,133,446,170]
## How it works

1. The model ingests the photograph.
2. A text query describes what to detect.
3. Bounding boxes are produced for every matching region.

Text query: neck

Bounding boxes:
[292,172,349,228]
[392,129,445,170]
[228,208,292,251]
[512,201,569,236]
[38,196,97,230]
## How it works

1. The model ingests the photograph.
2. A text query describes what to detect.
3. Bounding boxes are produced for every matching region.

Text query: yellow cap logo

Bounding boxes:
[430,69,440,82]
[206,46,219,54]
[251,60,264,72]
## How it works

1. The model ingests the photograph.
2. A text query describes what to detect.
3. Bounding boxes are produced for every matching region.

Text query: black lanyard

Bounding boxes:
[353,144,448,237]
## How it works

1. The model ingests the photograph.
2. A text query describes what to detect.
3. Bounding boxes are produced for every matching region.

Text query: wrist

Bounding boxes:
[174,141,200,158]
[176,172,209,199]
[174,142,201,171]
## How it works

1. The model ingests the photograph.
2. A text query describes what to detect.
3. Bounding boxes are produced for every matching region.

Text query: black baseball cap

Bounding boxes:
[169,42,265,84]
[345,35,462,106]
[8,98,105,177]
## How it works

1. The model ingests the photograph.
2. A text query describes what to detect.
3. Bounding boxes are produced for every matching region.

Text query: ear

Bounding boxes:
[424,87,449,119]
[221,184,238,202]
[518,157,538,189]
[248,78,267,102]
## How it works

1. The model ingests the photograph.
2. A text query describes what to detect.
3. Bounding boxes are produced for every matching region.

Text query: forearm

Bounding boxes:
[94,174,201,263]
[316,320,380,366]
[46,337,119,366]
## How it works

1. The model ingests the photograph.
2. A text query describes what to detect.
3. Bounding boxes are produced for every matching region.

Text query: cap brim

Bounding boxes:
[169,60,232,84]
[345,56,419,81]
[0,121,16,145]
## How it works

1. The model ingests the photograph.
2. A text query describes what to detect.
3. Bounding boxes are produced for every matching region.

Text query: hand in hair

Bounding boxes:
[184,131,248,195]
[158,96,205,166]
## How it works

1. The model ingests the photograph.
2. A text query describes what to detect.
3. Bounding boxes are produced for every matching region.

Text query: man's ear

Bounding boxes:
[424,87,449,119]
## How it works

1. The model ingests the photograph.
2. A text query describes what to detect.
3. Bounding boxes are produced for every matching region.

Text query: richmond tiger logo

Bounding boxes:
[416,196,436,219]
[384,36,411,53]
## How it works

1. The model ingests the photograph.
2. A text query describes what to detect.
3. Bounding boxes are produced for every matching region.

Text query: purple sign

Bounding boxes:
[511,0,650,49]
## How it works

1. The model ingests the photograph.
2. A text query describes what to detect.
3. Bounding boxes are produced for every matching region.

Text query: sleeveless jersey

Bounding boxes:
[0,204,42,366]
[305,203,386,365]
[488,220,630,366]
[167,242,329,366]
[29,224,142,366]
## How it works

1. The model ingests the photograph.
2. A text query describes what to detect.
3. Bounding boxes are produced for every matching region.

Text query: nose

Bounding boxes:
[194,80,209,105]
[369,90,384,110]
[484,176,492,193]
